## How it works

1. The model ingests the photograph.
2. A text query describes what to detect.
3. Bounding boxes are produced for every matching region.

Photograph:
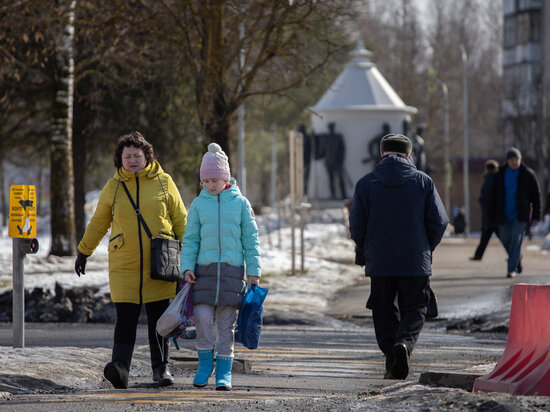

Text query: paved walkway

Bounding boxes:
[1,236,549,410]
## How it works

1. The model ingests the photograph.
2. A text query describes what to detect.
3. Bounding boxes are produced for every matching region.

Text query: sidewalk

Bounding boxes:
[1,236,549,410]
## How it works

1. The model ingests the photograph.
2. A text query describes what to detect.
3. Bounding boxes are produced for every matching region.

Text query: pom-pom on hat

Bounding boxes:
[200,143,231,182]
[506,147,522,160]
[380,134,412,155]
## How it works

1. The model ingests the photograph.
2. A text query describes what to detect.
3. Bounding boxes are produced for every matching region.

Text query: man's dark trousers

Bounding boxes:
[370,276,429,371]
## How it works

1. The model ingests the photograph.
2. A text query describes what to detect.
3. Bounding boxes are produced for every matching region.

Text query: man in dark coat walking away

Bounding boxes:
[487,147,541,278]
[349,134,448,380]
[470,160,499,260]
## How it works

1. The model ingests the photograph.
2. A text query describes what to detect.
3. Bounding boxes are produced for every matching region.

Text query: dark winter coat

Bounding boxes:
[479,173,496,230]
[487,163,541,225]
[349,154,448,277]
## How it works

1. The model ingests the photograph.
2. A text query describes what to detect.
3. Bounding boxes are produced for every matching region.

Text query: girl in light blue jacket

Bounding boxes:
[182,143,261,390]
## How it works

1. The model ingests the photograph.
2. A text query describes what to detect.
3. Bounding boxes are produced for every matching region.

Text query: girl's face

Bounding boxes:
[122,146,147,172]
[202,178,227,196]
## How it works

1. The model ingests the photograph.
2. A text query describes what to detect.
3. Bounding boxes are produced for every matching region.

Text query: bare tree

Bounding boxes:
[104,0,353,157]
[1,0,77,255]
[49,0,77,255]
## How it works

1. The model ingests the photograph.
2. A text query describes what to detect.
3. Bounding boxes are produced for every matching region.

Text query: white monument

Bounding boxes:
[308,41,417,201]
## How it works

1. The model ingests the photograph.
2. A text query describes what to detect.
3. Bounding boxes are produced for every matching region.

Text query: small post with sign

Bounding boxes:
[9,185,39,348]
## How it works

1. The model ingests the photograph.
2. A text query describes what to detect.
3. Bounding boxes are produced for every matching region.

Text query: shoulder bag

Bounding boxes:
[121,181,182,282]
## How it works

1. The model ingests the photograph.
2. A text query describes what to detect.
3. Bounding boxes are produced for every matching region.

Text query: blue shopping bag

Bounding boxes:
[235,284,268,350]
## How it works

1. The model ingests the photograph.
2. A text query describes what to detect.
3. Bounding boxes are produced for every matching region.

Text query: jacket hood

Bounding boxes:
[114,161,164,181]
[373,155,417,187]
[199,177,241,200]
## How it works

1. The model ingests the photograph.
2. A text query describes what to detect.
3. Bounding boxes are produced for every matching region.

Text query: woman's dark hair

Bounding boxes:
[114,131,156,169]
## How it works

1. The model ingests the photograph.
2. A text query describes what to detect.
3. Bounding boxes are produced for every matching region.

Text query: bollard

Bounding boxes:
[12,237,39,348]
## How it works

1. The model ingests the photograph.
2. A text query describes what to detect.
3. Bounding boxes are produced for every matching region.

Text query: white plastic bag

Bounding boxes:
[156,282,191,337]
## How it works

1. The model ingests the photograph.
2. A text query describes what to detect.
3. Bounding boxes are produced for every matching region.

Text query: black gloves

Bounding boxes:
[74,252,89,277]
[355,246,365,266]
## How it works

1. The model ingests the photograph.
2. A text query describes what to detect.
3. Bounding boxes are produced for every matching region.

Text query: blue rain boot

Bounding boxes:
[215,355,233,390]
[193,349,214,387]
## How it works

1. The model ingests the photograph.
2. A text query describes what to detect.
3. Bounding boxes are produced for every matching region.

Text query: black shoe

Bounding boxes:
[517,256,523,273]
[469,256,482,261]
[104,361,129,389]
[383,371,395,379]
[391,343,410,380]
[153,365,174,387]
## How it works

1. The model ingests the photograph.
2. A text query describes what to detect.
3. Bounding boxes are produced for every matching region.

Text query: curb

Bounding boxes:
[419,371,484,391]
[170,356,252,374]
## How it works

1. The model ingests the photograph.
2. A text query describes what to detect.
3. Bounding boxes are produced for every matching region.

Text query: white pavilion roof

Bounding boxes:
[312,41,417,114]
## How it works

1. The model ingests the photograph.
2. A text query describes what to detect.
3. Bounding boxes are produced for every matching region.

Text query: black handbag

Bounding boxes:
[426,286,438,319]
[121,181,182,282]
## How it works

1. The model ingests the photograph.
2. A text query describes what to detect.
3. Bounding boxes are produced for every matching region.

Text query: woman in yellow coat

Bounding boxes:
[74,132,187,389]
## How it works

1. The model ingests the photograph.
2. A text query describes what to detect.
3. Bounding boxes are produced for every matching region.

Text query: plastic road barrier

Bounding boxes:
[473,283,550,396]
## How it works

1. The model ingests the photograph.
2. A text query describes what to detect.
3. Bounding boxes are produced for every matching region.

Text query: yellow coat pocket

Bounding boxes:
[109,234,124,251]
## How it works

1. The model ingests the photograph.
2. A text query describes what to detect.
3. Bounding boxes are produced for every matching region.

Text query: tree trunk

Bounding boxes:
[195,0,234,158]
[50,0,77,256]
[72,95,95,243]
[0,154,6,228]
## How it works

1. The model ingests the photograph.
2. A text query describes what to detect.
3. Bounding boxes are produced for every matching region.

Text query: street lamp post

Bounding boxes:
[238,20,246,195]
[460,44,470,235]
[439,80,451,218]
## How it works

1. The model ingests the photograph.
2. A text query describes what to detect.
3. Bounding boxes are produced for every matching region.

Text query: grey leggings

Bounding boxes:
[194,303,237,357]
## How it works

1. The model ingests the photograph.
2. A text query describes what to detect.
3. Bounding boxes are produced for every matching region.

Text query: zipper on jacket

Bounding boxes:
[136,173,144,304]
[215,193,222,305]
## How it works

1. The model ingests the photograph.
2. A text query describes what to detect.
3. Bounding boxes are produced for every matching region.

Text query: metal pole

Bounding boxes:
[270,125,277,207]
[289,131,296,276]
[460,44,470,236]
[441,80,451,217]
[295,134,304,272]
[12,238,24,348]
[238,21,246,195]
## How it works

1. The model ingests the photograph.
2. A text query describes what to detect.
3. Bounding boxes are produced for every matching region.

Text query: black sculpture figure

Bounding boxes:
[323,122,348,200]
[363,123,390,164]
[411,125,427,172]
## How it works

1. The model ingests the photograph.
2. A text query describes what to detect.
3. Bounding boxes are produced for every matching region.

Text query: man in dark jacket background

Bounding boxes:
[349,134,448,380]
[470,159,499,261]
[487,147,541,278]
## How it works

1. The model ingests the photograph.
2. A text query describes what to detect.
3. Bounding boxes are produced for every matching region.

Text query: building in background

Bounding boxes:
[502,0,549,195]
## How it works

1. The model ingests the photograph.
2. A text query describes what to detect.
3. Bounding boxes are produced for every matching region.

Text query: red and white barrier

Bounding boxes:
[473,284,550,396]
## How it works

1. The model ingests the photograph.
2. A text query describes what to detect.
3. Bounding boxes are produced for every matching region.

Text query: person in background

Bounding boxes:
[470,160,499,261]
[74,132,187,389]
[349,134,448,380]
[182,143,261,390]
[487,147,541,278]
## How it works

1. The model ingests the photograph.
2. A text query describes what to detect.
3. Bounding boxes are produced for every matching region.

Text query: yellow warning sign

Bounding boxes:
[9,185,37,238]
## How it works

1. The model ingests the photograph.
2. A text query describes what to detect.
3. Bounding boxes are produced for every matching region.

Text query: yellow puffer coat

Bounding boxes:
[78,161,187,304]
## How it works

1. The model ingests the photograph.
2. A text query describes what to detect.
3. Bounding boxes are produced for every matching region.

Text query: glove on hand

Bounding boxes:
[355,246,365,267]
[74,252,89,277]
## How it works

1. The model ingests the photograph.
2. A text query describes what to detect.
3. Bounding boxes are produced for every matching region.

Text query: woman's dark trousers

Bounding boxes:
[112,299,170,377]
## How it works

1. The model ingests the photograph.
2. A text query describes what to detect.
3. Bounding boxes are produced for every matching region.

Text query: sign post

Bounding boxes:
[9,185,39,348]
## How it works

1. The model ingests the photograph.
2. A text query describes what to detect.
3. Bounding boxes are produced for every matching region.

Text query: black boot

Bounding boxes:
[104,343,134,389]
[150,336,174,387]
[153,363,174,387]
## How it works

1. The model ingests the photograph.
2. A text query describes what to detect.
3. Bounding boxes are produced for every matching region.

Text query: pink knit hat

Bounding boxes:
[200,143,231,181]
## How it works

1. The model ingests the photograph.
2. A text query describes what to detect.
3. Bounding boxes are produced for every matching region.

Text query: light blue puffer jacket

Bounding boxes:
[181,178,261,277]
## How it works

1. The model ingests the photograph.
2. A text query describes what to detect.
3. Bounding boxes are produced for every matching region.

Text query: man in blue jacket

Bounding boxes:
[487,147,541,278]
[349,134,448,380]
